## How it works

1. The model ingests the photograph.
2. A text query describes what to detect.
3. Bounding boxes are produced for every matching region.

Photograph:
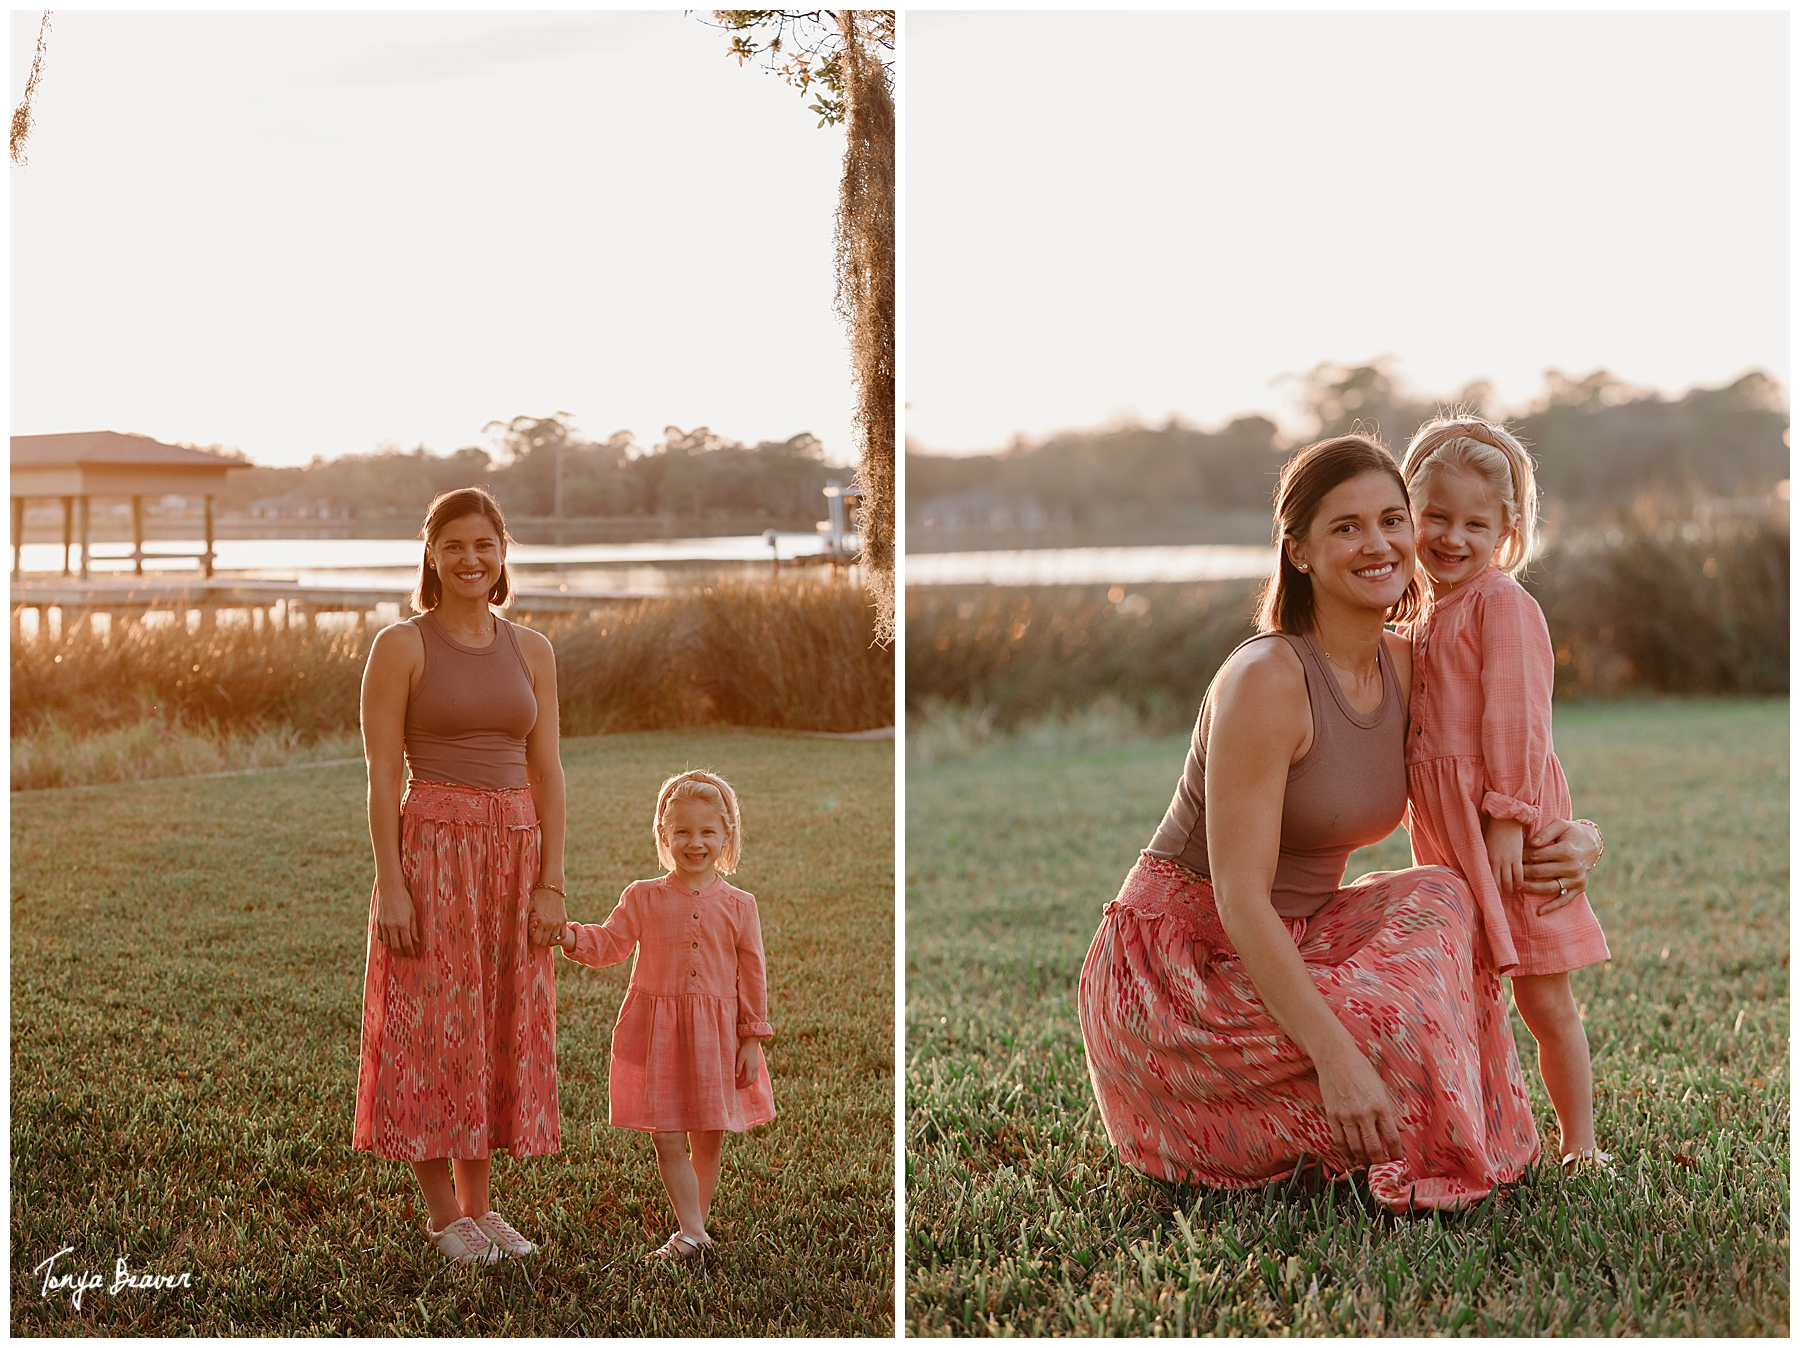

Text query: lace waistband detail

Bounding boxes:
[1104,852,1304,952]
[402,780,538,829]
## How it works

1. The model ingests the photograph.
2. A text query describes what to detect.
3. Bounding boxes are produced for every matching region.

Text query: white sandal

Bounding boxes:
[646,1231,711,1262]
[1560,1147,1618,1175]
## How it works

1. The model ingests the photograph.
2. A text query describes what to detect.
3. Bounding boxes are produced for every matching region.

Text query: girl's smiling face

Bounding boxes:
[1414,467,1513,595]
[661,799,728,885]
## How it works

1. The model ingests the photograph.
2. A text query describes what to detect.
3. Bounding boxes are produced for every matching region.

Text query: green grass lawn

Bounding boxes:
[906,699,1788,1335]
[12,728,894,1335]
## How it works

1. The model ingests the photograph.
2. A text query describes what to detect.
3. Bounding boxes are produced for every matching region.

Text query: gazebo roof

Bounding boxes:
[11,431,250,469]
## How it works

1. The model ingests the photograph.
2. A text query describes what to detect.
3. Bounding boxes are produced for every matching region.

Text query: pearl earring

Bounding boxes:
[1297,563,1309,572]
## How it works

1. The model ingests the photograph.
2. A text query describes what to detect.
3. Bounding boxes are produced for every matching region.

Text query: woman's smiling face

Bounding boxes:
[1287,470,1416,617]
[428,511,505,601]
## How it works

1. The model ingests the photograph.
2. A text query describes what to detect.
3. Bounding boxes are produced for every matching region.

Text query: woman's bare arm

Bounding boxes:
[518,625,568,944]
[1205,642,1404,1168]
[362,623,423,956]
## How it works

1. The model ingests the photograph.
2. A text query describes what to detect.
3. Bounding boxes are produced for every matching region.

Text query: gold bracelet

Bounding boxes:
[532,882,567,898]
[1575,820,1605,864]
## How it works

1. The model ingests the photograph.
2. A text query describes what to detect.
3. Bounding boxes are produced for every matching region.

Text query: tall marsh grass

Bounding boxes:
[905,581,1260,735]
[547,580,892,735]
[1531,515,1789,696]
[13,581,892,788]
[905,515,1788,731]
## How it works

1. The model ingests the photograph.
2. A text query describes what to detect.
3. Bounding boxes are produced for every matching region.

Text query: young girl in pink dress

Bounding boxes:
[536,770,775,1260]
[1399,417,1612,1171]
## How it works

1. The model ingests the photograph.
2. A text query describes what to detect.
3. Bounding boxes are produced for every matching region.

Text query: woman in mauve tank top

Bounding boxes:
[1078,436,1600,1211]
[352,487,567,1264]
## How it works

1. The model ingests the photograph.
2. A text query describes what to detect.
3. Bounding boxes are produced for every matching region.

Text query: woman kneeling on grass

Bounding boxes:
[1078,435,1601,1211]
[354,487,568,1264]
[537,770,776,1261]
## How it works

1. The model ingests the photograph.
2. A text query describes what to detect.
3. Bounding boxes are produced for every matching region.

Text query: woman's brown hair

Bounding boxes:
[1254,434,1422,634]
[411,487,513,613]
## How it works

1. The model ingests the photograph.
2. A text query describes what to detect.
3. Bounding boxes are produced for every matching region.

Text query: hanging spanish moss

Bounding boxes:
[710,8,896,643]
[11,11,51,167]
[834,10,896,643]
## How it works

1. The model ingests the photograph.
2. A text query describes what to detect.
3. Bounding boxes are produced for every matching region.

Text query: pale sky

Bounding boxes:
[907,10,1789,452]
[11,10,857,467]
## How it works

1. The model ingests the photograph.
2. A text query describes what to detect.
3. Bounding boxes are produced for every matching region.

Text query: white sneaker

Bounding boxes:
[475,1210,535,1257]
[427,1215,501,1265]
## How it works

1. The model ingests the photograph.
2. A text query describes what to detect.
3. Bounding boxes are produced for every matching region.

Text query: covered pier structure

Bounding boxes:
[10,430,249,580]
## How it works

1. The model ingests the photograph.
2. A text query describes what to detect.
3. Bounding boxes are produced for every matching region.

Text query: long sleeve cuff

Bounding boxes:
[1481,792,1542,831]
[738,1019,774,1041]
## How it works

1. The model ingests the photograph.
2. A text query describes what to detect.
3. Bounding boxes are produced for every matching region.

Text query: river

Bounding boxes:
[904,544,1275,586]
[16,532,841,593]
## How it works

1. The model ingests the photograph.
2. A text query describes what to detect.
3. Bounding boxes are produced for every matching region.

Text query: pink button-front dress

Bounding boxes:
[564,875,776,1133]
[1404,565,1610,978]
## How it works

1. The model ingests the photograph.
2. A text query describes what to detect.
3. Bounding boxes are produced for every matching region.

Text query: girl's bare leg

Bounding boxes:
[651,1130,708,1239]
[1511,973,1597,1155]
[690,1130,725,1222]
[411,1159,465,1231]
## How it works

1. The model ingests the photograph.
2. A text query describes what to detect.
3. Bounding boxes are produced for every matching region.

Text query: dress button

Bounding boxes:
[690,969,698,977]
[692,913,699,920]
[692,941,698,949]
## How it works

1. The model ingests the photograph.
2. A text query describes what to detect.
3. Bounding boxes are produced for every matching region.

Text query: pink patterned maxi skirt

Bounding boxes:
[353,781,560,1161]
[1079,854,1539,1210]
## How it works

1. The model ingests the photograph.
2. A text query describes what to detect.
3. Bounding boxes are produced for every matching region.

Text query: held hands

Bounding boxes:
[735,1040,763,1090]
[528,910,571,951]
[1482,815,1526,897]
[375,879,424,958]
[1315,1043,1403,1170]
[527,884,569,947]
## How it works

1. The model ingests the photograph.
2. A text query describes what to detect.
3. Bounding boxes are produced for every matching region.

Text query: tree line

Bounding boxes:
[218,416,847,525]
[908,364,1789,534]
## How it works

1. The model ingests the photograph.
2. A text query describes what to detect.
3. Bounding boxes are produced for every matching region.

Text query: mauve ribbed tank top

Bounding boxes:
[1145,628,1407,918]
[403,612,538,790]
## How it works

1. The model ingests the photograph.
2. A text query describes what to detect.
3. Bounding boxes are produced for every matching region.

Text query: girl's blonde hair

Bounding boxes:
[1399,416,1539,576]
[653,770,743,875]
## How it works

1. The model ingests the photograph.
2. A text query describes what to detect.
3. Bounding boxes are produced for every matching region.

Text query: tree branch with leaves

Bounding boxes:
[12,11,52,166]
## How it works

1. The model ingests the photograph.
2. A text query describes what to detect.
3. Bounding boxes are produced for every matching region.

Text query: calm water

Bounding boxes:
[17,533,836,592]
[904,544,1275,586]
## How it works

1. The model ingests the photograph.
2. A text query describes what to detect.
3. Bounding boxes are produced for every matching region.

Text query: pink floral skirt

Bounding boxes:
[1078,854,1539,1210]
[353,780,560,1161]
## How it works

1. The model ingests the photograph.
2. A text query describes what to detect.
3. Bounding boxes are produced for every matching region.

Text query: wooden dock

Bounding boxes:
[10,576,659,638]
